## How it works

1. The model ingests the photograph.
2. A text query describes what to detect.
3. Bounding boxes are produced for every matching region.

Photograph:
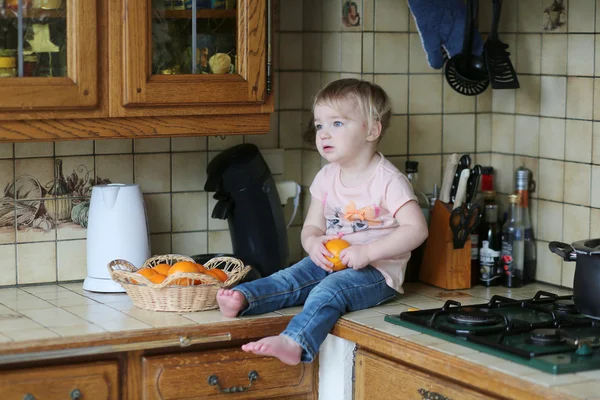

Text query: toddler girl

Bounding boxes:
[217,78,429,365]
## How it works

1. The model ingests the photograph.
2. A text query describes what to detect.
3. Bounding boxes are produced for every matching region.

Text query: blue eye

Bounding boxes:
[333,121,343,127]
[314,124,322,130]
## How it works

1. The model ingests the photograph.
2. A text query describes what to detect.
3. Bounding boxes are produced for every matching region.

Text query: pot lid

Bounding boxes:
[572,239,600,255]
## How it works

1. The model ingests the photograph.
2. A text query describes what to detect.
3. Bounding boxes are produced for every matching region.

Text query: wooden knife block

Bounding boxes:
[419,200,472,290]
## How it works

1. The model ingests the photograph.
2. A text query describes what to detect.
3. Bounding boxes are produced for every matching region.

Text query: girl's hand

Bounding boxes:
[306,234,338,272]
[340,244,371,270]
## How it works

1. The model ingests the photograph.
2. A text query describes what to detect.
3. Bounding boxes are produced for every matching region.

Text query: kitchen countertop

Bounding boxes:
[0,281,597,399]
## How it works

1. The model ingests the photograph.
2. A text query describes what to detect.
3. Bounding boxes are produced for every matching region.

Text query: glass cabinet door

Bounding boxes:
[122,0,268,107]
[0,0,98,110]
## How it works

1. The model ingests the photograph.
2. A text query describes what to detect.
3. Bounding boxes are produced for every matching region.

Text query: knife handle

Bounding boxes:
[453,169,471,210]
[440,154,459,203]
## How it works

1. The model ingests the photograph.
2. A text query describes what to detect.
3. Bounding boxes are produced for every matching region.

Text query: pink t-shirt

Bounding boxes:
[309,154,418,292]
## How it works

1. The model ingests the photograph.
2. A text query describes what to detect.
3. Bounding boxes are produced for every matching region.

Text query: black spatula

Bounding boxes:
[484,0,519,89]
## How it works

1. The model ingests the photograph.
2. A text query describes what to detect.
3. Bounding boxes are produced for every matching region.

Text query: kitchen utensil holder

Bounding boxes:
[419,200,472,290]
[108,254,251,312]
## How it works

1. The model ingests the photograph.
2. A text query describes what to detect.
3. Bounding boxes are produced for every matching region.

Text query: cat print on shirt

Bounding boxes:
[326,200,383,234]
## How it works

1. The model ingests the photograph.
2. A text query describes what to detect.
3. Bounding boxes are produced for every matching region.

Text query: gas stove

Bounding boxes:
[384,291,600,374]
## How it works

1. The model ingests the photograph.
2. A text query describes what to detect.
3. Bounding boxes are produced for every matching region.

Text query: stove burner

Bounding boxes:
[447,308,502,326]
[527,329,566,346]
[553,300,578,314]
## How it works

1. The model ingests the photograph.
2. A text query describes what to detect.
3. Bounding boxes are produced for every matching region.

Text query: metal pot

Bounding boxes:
[549,240,600,319]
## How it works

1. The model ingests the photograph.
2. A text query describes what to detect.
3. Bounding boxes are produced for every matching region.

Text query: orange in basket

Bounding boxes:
[152,263,171,276]
[168,261,200,286]
[205,268,228,283]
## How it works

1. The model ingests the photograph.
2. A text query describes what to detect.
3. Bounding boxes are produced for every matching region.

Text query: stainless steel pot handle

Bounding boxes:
[549,241,577,261]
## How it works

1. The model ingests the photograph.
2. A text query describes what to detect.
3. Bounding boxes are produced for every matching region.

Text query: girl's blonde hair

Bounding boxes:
[311,78,392,139]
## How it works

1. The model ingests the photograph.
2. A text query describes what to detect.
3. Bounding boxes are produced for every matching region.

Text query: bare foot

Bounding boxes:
[216,289,248,317]
[241,335,302,365]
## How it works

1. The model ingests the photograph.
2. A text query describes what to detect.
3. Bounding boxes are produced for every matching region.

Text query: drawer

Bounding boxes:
[355,349,498,400]
[142,347,314,399]
[0,361,119,400]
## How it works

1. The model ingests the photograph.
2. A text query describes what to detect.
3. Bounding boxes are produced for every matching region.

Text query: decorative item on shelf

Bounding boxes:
[31,0,62,9]
[159,65,181,74]
[25,24,60,76]
[211,0,226,9]
[0,54,16,78]
[164,0,186,10]
[185,0,211,9]
[6,0,32,9]
[45,159,73,223]
[23,52,37,76]
[209,52,231,74]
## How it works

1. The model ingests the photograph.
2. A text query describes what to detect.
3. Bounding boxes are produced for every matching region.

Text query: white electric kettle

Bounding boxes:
[83,184,150,293]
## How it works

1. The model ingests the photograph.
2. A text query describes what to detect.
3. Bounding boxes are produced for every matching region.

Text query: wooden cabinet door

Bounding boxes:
[0,361,119,400]
[0,0,99,115]
[355,349,499,400]
[119,0,268,109]
[142,347,314,399]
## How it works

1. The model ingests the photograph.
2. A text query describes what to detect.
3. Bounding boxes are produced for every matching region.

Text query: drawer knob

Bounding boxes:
[208,370,259,393]
[418,388,451,400]
[71,389,82,400]
[23,395,35,400]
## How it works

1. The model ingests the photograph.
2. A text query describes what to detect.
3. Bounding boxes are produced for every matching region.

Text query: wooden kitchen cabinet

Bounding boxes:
[0,0,273,141]
[0,361,119,400]
[354,349,499,400]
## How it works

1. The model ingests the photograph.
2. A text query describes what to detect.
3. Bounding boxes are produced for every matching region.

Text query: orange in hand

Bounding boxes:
[325,238,351,271]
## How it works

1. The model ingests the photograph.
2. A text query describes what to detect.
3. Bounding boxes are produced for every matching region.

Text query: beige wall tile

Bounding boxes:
[567,34,595,76]
[539,117,565,159]
[375,74,408,114]
[279,72,303,109]
[476,114,492,152]
[280,33,303,70]
[55,141,93,156]
[279,111,303,148]
[408,74,442,114]
[208,230,233,253]
[94,139,132,155]
[144,194,171,234]
[379,115,407,156]
[517,0,542,32]
[15,142,53,158]
[134,154,170,193]
[57,239,86,281]
[408,155,441,194]
[207,194,229,230]
[538,159,564,201]
[280,0,303,31]
[207,135,243,151]
[565,119,592,162]
[568,0,595,32]
[362,33,374,73]
[594,79,600,120]
[171,137,207,152]
[442,114,475,154]
[563,204,590,243]
[244,121,279,150]
[172,231,207,257]
[0,201,15,245]
[596,34,600,76]
[562,261,575,288]
[287,225,303,263]
[515,116,540,157]
[322,33,342,71]
[17,242,56,284]
[491,114,515,153]
[409,115,442,154]
[409,33,431,73]
[492,89,516,114]
[262,148,284,175]
[540,76,567,118]
[0,143,13,159]
[563,162,591,205]
[443,80,476,114]
[15,201,55,243]
[535,242,563,285]
[537,200,563,241]
[341,32,362,72]
[490,154,515,194]
[516,34,541,74]
[593,122,600,164]
[515,75,541,115]
[15,158,53,198]
[95,155,134,185]
[172,192,207,232]
[301,150,323,187]
[322,0,342,32]
[591,208,600,237]
[476,89,493,112]
[375,0,409,31]
[566,77,593,119]
[171,152,206,192]
[0,244,16,286]
[322,71,342,85]
[0,160,13,197]
[134,138,170,153]
[283,149,303,184]
[541,34,567,75]
[591,165,600,208]
[150,233,171,256]
[303,0,322,31]
[374,33,408,73]
[303,33,322,70]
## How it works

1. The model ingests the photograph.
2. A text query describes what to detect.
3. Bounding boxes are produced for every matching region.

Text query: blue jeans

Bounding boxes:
[233,257,398,362]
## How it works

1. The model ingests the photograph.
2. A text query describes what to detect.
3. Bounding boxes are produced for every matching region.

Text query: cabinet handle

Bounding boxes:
[266,0,272,94]
[208,370,259,393]
[418,388,451,400]
[23,395,35,400]
[70,389,82,400]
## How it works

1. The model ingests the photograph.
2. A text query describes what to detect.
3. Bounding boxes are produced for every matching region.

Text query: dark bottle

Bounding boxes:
[479,204,502,286]
[404,161,429,282]
[502,194,524,288]
[516,167,536,285]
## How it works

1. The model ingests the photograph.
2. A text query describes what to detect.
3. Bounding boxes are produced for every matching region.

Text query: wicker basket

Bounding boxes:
[108,254,251,312]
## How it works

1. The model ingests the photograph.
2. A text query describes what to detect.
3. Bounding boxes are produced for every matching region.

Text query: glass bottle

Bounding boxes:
[516,167,536,285]
[45,159,72,223]
[501,194,524,288]
[404,161,429,282]
[479,204,502,286]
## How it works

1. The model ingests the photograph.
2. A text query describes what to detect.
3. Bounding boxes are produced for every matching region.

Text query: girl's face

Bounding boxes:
[313,99,373,164]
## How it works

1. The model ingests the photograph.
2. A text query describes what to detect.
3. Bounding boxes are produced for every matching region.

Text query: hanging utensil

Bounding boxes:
[484,0,519,89]
[444,0,489,96]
